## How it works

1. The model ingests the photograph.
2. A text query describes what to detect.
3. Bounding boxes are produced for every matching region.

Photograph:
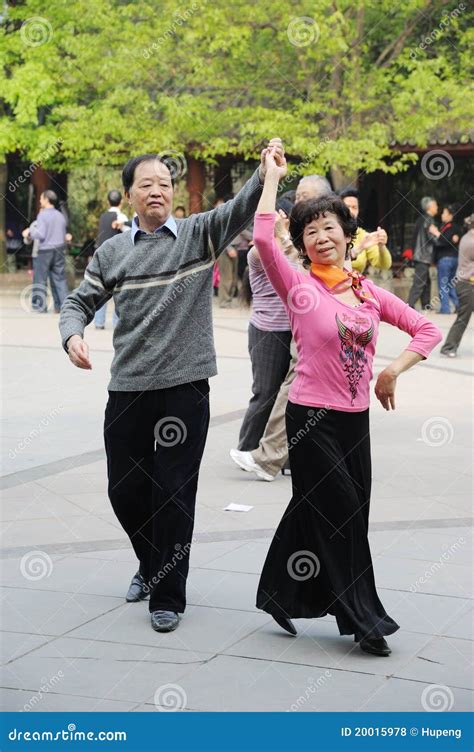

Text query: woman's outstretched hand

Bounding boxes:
[264,145,287,180]
[375,367,397,410]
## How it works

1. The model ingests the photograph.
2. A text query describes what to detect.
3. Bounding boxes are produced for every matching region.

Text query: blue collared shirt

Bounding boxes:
[131,214,178,244]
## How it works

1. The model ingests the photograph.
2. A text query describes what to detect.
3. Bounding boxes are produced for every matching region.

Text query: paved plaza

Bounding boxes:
[0,278,472,713]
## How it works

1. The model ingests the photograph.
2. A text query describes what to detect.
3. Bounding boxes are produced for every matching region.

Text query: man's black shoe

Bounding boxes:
[359,637,391,656]
[151,610,180,632]
[125,572,149,602]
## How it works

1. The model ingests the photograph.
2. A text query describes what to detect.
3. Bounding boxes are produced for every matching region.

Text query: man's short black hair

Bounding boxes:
[289,194,358,268]
[108,189,122,206]
[339,188,359,200]
[42,189,58,206]
[121,154,173,193]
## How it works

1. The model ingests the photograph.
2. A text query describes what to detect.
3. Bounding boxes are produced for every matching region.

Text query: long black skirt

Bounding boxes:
[256,402,399,640]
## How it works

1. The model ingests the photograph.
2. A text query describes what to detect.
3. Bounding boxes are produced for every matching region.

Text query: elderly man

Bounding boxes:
[59,139,284,633]
[23,190,71,313]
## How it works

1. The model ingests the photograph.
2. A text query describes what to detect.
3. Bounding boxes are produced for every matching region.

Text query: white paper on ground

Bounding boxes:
[224,503,253,512]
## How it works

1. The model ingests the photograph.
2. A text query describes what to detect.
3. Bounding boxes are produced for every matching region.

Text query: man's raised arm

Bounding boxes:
[204,138,284,258]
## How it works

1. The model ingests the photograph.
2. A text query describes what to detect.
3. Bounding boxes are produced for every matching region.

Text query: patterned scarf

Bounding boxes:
[310,263,373,301]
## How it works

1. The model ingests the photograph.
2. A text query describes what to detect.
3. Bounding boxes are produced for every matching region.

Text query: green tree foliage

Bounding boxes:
[1,0,472,173]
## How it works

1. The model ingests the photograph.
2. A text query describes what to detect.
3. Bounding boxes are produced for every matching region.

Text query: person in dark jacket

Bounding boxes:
[408,197,438,310]
[93,190,129,328]
[431,204,461,313]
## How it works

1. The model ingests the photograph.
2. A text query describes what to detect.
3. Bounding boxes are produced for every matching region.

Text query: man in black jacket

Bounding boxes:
[408,196,438,310]
[93,190,129,328]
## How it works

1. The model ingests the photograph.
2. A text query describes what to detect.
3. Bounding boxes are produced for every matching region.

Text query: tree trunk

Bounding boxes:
[186,156,206,214]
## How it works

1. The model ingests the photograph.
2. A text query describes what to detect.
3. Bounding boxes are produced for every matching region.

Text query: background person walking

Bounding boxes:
[22,190,71,313]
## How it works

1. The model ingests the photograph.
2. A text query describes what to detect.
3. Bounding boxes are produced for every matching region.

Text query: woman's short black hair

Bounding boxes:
[289,194,358,268]
[121,154,174,193]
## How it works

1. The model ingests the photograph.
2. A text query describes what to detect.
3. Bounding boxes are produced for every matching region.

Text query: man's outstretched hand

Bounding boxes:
[67,335,92,370]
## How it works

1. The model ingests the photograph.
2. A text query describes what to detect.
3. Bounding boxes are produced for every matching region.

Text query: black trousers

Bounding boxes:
[238,324,292,451]
[441,280,473,354]
[256,402,399,640]
[408,262,432,309]
[104,380,210,613]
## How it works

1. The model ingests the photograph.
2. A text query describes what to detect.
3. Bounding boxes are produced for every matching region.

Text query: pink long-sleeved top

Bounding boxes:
[254,214,443,412]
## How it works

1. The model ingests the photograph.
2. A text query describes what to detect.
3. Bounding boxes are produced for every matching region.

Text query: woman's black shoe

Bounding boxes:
[270,612,297,636]
[359,637,391,656]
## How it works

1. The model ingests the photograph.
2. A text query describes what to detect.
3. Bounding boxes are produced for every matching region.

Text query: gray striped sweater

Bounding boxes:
[59,170,262,391]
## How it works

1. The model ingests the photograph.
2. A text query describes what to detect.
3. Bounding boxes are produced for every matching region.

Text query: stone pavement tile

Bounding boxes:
[0,687,136,712]
[61,492,111,514]
[370,528,472,565]
[223,618,432,678]
[1,631,52,665]
[36,472,108,496]
[373,471,471,501]
[194,505,284,535]
[187,568,259,612]
[0,514,124,549]
[372,556,472,598]
[189,540,258,568]
[394,635,473,690]
[369,494,470,522]
[443,606,473,640]
[141,654,386,712]
[378,590,472,637]
[195,540,270,575]
[1,483,63,502]
[73,540,251,569]
[1,637,211,705]
[1,556,142,600]
[1,496,90,522]
[69,602,271,654]
[1,586,123,636]
[359,676,472,712]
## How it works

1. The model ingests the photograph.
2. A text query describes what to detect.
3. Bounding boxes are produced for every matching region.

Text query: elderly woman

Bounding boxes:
[254,148,442,656]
